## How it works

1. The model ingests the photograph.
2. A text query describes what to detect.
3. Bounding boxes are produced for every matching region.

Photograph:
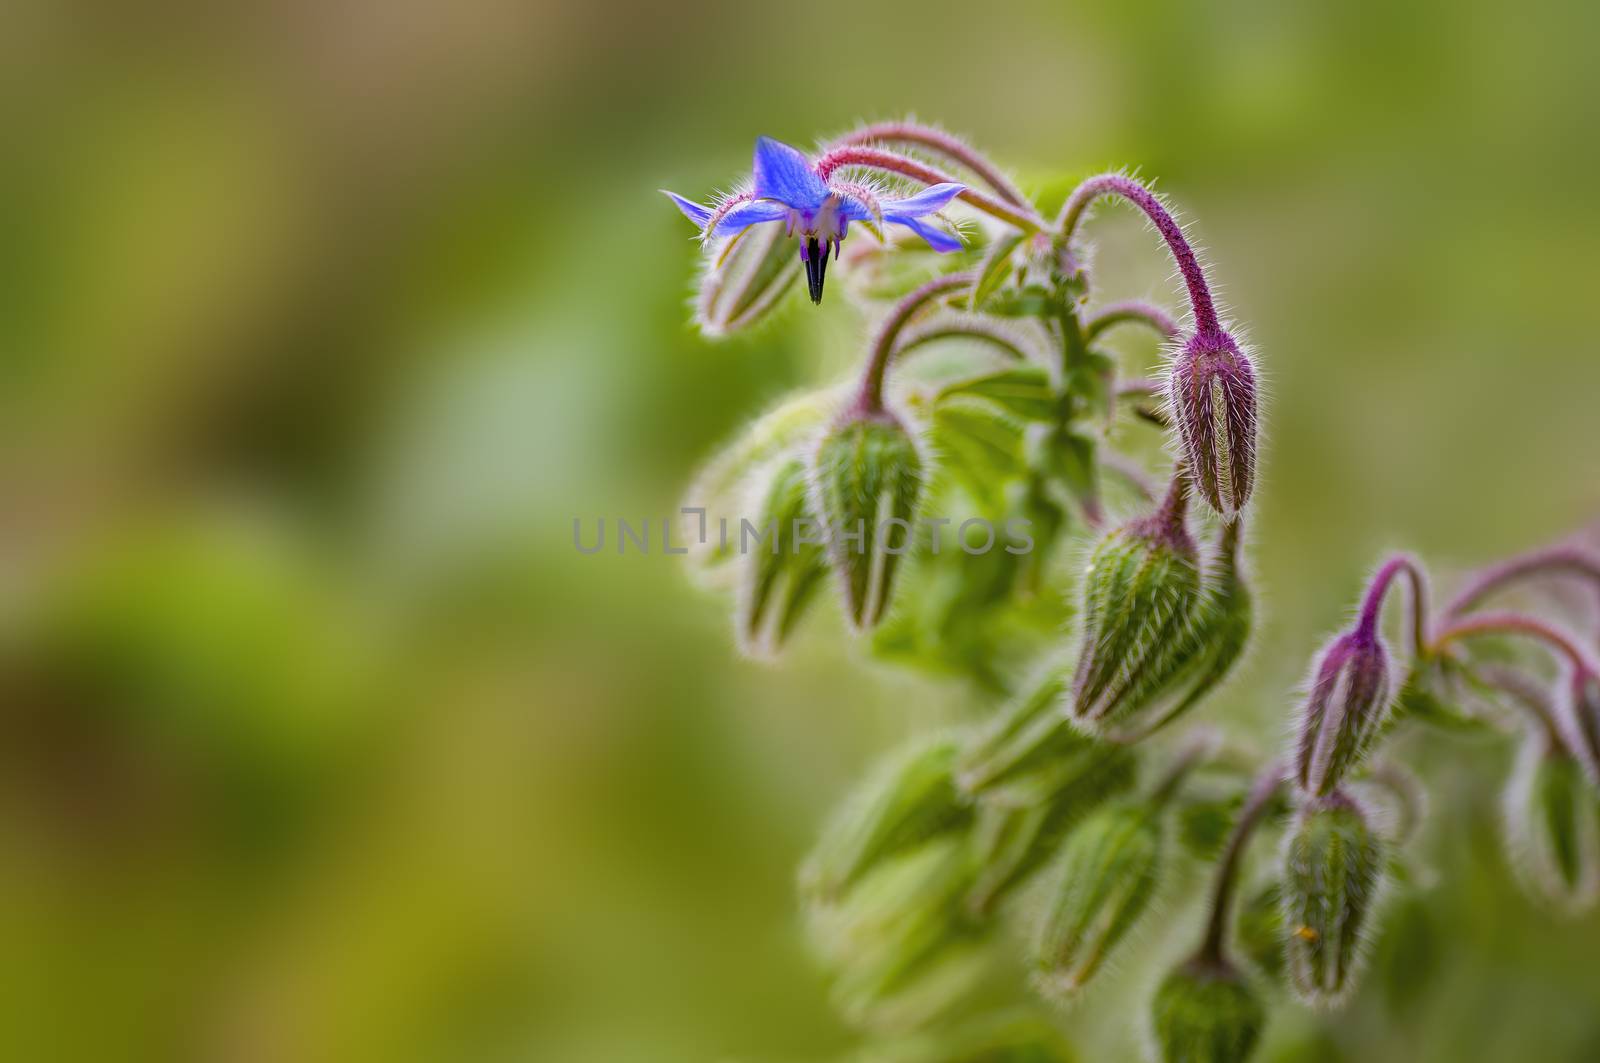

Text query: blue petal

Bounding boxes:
[882,182,966,220]
[751,136,828,210]
[663,190,712,228]
[710,199,788,238]
[891,215,964,253]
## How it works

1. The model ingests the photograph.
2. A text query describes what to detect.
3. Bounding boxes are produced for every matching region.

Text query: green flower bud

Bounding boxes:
[1149,958,1265,1063]
[807,838,987,1032]
[1503,735,1600,914]
[956,662,1086,795]
[801,735,973,904]
[1282,792,1386,1005]
[965,743,1138,915]
[736,458,828,657]
[1031,799,1164,997]
[810,408,925,629]
[682,390,833,577]
[1069,482,1209,733]
[693,221,800,337]
[1235,882,1287,981]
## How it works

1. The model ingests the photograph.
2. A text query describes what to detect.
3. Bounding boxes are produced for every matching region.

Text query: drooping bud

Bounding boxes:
[1168,329,1258,520]
[693,219,802,337]
[806,837,987,1032]
[964,741,1138,915]
[1149,958,1265,1063]
[736,458,828,657]
[1235,881,1287,980]
[1293,626,1394,796]
[1069,479,1207,731]
[957,662,1084,795]
[1281,792,1386,1005]
[681,390,833,578]
[810,407,924,629]
[1503,734,1600,914]
[800,735,973,905]
[1031,799,1164,997]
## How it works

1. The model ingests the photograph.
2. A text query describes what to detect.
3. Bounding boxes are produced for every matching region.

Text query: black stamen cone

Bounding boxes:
[803,236,827,304]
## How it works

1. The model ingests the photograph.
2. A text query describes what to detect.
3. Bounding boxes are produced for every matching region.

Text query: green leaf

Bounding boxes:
[931,398,1027,509]
[937,365,1057,422]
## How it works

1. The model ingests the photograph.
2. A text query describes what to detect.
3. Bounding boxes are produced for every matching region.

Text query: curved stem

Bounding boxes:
[1357,554,1430,658]
[1443,546,1600,620]
[855,272,975,410]
[814,146,1043,232]
[892,316,1035,364]
[1057,174,1221,336]
[1198,761,1286,964]
[1430,611,1600,677]
[830,122,1031,208]
[1085,300,1180,342]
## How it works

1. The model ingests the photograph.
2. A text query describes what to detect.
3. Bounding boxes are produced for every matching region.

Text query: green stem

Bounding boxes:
[1198,762,1285,964]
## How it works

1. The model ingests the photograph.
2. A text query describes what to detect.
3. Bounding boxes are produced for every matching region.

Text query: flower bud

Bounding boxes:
[682,390,832,578]
[1293,628,1393,796]
[1149,958,1265,1063]
[1503,734,1600,914]
[1282,792,1385,1005]
[801,735,972,904]
[806,838,986,1032]
[1168,329,1258,520]
[1031,799,1164,997]
[964,742,1138,915]
[693,221,800,337]
[737,458,828,657]
[1069,483,1206,731]
[1235,882,1287,980]
[957,662,1082,795]
[810,408,925,629]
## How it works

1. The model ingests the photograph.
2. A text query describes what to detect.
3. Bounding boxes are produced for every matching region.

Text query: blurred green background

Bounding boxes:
[5,1,1600,1060]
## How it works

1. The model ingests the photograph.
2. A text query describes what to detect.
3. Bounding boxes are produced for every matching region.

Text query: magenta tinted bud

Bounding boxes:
[1169,330,1258,520]
[1294,626,1394,796]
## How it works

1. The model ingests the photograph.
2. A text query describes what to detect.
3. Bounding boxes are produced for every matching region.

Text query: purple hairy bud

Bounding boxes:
[1294,617,1394,797]
[1169,330,1258,521]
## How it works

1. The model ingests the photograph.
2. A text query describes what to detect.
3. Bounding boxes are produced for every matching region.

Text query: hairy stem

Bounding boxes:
[814,146,1043,232]
[855,272,975,410]
[892,316,1035,364]
[1430,611,1600,676]
[1057,174,1221,336]
[1443,546,1600,619]
[830,122,1032,208]
[1357,554,1430,657]
[1198,761,1286,964]
[1085,300,1181,342]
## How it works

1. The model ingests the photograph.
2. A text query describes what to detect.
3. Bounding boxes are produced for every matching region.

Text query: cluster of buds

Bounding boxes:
[664,123,1600,1063]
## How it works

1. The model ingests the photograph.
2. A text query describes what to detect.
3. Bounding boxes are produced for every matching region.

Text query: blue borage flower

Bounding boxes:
[663,136,966,304]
